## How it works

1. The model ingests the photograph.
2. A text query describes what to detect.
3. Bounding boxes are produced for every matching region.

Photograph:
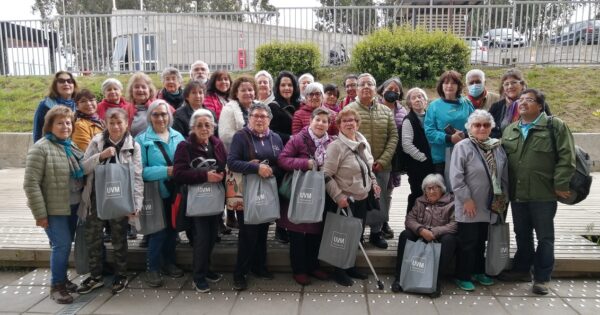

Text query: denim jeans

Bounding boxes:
[147,200,177,272]
[44,205,78,286]
[510,201,557,282]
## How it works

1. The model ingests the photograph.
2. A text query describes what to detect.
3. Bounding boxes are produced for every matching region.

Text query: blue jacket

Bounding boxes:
[32,97,76,142]
[424,97,474,164]
[135,126,185,199]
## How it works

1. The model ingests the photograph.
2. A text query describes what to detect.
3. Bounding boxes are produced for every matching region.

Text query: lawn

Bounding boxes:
[1,66,599,132]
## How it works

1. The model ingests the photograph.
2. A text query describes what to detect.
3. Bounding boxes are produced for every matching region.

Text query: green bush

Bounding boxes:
[255,41,321,77]
[351,27,470,87]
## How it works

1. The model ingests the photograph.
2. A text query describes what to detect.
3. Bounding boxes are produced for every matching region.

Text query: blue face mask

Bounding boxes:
[468,83,484,97]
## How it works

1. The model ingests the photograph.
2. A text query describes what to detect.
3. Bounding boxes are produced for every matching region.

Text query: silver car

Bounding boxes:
[482,28,527,48]
[464,37,489,64]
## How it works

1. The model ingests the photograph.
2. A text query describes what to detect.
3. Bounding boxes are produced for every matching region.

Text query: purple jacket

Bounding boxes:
[277,127,335,234]
[173,134,227,185]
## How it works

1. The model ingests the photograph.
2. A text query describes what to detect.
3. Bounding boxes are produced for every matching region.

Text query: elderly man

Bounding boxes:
[346,73,399,249]
[465,69,500,111]
[189,60,210,84]
[500,88,575,295]
[340,74,358,109]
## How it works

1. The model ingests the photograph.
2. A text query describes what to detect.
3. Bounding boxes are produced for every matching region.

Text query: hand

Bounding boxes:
[258,164,273,178]
[464,199,477,218]
[307,159,314,170]
[207,170,224,183]
[451,131,465,144]
[36,218,48,228]
[167,166,173,177]
[129,210,140,219]
[372,162,383,173]
[100,147,115,160]
[419,228,435,242]
[555,190,571,199]
[337,196,349,209]
[372,183,381,198]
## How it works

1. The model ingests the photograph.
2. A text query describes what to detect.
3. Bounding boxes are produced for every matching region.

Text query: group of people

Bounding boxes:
[23,61,576,305]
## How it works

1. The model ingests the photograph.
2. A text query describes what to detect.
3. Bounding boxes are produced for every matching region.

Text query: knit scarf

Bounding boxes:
[160,88,184,108]
[501,100,520,130]
[56,97,76,110]
[75,111,105,129]
[308,128,329,167]
[45,132,84,179]
[469,133,506,212]
[467,90,487,109]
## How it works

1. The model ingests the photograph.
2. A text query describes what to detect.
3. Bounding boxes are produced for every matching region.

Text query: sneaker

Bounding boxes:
[532,281,549,295]
[346,267,368,280]
[145,271,163,287]
[206,271,223,283]
[77,276,104,294]
[251,269,274,280]
[497,270,531,282]
[161,264,184,278]
[50,284,73,304]
[193,280,210,293]
[127,226,138,240]
[274,227,289,244]
[65,279,78,293]
[139,235,149,248]
[473,274,494,286]
[309,270,329,281]
[369,233,388,249]
[219,223,232,235]
[391,279,403,293]
[455,279,476,291]
[226,217,239,229]
[233,276,248,291]
[333,269,353,287]
[103,232,112,243]
[381,222,394,239]
[293,274,311,285]
[111,275,129,294]
[178,232,190,245]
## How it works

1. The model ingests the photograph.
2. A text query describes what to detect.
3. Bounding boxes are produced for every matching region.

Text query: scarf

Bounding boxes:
[249,127,270,139]
[467,90,487,109]
[45,132,84,179]
[56,97,76,110]
[469,133,506,212]
[308,128,329,167]
[102,130,129,163]
[501,100,520,130]
[75,111,105,129]
[160,88,184,108]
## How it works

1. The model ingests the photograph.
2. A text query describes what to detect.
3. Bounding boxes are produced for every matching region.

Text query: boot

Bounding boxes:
[50,284,73,304]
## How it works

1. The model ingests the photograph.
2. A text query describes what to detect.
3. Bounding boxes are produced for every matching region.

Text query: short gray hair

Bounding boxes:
[421,173,446,194]
[298,73,314,83]
[405,87,428,109]
[358,73,376,86]
[160,67,183,84]
[248,102,273,119]
[303,82,324,98]
[189,108,216,129]
[189,60,209,78]
[146,99,174,128]
[101,78,123,93]
[254,70,274,89]
[465,109,495,130]
[466,69,485,83]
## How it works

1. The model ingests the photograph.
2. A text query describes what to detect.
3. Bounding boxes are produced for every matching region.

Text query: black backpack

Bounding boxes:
[547,116,593,205]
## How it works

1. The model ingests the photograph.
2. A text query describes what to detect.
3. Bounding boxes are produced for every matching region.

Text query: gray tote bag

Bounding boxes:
[186,182,225,217]
[94,163,135,220]
[243,174,280,224]
[399,239,441,294]
[318,208,363,269]
[288,167,325,224]
[74,220,89,275]
[486,214,510,276]
[138,181,166,235]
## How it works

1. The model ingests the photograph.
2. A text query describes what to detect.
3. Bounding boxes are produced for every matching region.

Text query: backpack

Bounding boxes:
[547,116,593,205]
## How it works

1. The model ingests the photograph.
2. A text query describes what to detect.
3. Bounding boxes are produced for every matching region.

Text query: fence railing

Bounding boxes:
[1,1,600,76]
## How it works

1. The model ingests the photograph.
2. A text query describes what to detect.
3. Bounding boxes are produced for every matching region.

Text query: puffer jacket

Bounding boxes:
[72,117,104,151]
[79,132,144,220]
[218,100,246,151]
[291,103,338,136]
[405,193,457,238]
[346,99,398,170]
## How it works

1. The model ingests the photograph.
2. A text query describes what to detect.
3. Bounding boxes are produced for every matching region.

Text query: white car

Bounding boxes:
[482,28,527,47]
[464,37,488,64]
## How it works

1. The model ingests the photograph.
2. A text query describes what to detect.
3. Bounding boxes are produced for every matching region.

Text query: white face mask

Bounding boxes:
[468,83,484,97]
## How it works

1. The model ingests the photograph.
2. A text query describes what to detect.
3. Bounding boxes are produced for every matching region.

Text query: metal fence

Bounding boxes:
[1,0,600,76]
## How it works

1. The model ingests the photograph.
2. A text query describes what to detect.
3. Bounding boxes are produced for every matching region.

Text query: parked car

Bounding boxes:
[482,28,527,47]
[550,20,600,46]
[464,37,488,64]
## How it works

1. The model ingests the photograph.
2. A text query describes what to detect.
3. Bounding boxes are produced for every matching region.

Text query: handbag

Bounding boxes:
[93,162,135,220]
[287,165,325,224]
[74,219,89,275]
[243,173,280,224]
[485,212,510,276]
[225,168,244,211]
[278,172,293,200]
[318,207,363,269]
[138,181,166,235]
[399,239,441,294]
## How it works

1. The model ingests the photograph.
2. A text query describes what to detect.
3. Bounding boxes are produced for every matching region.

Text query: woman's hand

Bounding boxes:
[464,199,477,218]
[307,159,314,170]
[337,196,349,209]
[451,131,465,144]
[99,147,115,160]
[258,164,273,178]
[372,183,381,198]
[167,166,173,177]
[36,218,49,229]
[207,170,224,183]
[372,162,383,173]
[419,228,436,242]
[555,190,571,199]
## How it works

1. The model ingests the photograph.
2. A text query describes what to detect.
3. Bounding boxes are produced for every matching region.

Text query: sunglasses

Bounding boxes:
[57,78,74,84]
[472,122,492,129]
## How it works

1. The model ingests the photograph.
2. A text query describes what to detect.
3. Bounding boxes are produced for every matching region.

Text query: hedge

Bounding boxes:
[255,41,321,77]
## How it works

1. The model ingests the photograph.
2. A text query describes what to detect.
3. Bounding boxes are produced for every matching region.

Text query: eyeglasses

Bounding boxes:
[57,78,74,84]
[472,122,492,129]
[308,92,322,98]
[518,97,536,104]
[250,114,270,120]
[425,186,441,192]
[345,83,357,89]
[341,118,357,123]
[358,82,375,88]
[194,123,212,129]
[503,80,521,88]
[151,112,168,118]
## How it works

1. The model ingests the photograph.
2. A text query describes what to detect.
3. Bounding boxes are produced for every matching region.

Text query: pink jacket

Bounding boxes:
[203,93,227,120]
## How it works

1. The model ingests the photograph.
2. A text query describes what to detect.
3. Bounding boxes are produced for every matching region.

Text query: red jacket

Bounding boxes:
[203,93,227,120]
[291,103,338,136]
[97,97,131,120]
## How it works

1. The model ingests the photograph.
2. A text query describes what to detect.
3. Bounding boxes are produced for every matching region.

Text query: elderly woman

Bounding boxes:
[173,109,226,293]
[465,69,500,111]
[323,108,380,286]
[97,78,130,120]
[126,72,162,137]
[77,108,143,295]
[204,70,232,120]
[402,88,435,213]
[391,173,457,298]
[173,80,216,137]
[277,107,335,285]
[72,89,104,152]
[135,99,185,287]
[189,60,210,84]
[346,73,398,249]
[33,71,79,142]
[450,110,508,291]
[298,73,314,100]
[157,67,185,110]
[323,83,341,113]
[292,82,337,136]
[227,103,284,291]
[24,106,86,303]
[268,71,301,145]
[255,70,275,105]
[218,76,256,151]
[424,70,474,176]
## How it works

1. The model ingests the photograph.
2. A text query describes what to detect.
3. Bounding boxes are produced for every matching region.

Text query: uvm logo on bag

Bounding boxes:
[195,185,212,197]
[298,188,313,204]
[409,256,426,273]
[500,244,509,259]
[256,193,267,205]
[331,231,346,249]
[105,181,122,198]
[142,202,153,215]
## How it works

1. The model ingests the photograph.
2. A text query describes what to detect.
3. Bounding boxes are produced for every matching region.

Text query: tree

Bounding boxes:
[315,0,380,35]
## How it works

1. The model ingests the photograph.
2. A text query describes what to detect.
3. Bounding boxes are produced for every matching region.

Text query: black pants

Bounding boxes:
[406,170,427,213]
[191,215,219,282]
[233,211,269,278]
[433,163,445,176]
[456,222,488,281]
[395,229,457,285]
[288,231,322,275]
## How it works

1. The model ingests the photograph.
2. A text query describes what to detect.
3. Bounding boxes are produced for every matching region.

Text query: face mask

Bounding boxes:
[383,90,400,103]
[468,83,484,97]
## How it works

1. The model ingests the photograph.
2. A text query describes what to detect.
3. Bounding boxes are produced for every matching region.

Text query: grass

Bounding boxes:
[1,66,599,132]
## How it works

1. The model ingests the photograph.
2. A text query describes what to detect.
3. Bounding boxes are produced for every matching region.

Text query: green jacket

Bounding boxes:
[501,113,576,202]
[346,99,399,170]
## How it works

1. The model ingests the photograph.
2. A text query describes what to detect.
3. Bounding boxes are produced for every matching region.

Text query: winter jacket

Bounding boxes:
[72,118,104,151]
[268,100,297,145]
[502,113,576,202]
[32,97,75,142]
[172,103,217,138]
[218,100,248,151]
[79,132,144,219]
[405,193,457,238]
[346,99,399,170]
[204,93,227,120]
[227,127,283,176]
[97,97,131,120]
[291,103,338,136]
[173,134,227,185]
